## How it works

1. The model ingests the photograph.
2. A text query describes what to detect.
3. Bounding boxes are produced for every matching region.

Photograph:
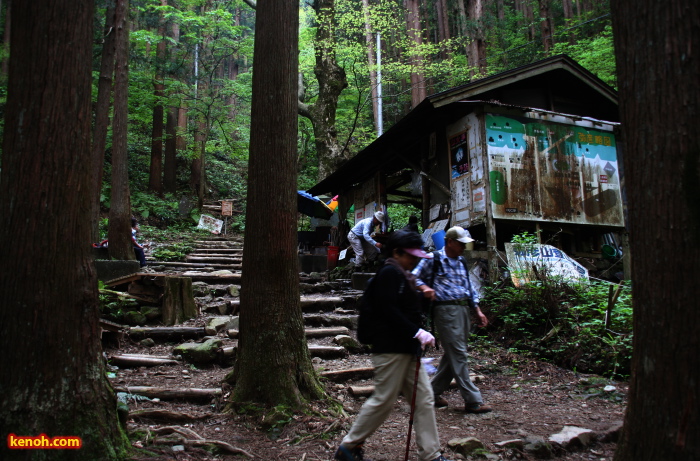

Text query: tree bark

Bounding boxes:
[161,277,197,326]
[361,0,380,136]
[467,0,487,77]
[611,0,700,459]
[405,0,426,108]
[148,0,168,195]
[231,0,325,408]
[108,0,134,261]
[299,0,348,179]
[163,4,181,193]
[0,0,9,78]
[538,0,554,55]
[164,105,179,192]
[91,2,117,241]
[0,1,129,458]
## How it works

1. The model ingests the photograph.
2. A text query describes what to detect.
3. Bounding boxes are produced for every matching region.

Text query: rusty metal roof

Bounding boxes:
[308,55,618,196]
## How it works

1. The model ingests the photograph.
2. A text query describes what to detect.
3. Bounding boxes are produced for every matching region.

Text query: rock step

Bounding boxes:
[189,249,243,255]
[186,256,242,264]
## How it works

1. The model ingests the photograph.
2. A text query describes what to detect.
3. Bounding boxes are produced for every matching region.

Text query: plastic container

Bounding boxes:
[601,244,619,259]
[327,246,340,270]
[431,230,446,250]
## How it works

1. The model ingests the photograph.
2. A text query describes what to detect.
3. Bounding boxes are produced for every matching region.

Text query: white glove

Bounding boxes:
[413,328,435,349]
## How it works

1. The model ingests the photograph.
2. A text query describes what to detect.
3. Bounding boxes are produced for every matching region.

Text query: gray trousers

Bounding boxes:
[342,353,441,461]
[431,303,483,405]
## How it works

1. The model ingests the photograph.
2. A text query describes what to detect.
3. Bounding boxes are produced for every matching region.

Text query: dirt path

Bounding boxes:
[113,327,626,461]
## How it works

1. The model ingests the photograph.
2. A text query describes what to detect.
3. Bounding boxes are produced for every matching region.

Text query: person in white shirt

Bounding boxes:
[347,211,385,266]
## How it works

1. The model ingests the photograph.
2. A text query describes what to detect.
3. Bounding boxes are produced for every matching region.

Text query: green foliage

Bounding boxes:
[551,25,617,88]
[482,278,633,379]
[386,203,421,230]
[482,230,633,378]
[152,241,196,261]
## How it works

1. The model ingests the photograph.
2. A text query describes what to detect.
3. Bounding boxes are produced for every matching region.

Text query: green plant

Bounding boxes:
[482,279,633,379]
[152,241,195,262]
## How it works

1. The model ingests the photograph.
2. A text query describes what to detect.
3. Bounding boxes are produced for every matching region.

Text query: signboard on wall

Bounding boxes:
[450,131,469,178]
[486,113,624,227]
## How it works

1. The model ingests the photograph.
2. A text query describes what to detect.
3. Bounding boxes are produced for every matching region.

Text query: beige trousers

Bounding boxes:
[342,353,441,461]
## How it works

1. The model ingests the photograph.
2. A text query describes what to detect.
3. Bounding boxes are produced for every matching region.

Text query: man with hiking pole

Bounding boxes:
[413,226,493,414]
[334,230,454,461]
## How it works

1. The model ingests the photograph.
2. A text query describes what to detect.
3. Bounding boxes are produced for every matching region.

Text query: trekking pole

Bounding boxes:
[404,351,422,461]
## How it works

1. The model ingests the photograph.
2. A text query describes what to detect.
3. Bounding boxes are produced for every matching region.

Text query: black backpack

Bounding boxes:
[356,271,405,345]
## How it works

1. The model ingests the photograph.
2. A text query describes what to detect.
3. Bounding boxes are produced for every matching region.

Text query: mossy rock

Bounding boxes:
[123,310,147,326]
[173,338,222,364]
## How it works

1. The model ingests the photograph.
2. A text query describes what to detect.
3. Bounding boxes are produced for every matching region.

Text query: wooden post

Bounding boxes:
[162,276,197,325]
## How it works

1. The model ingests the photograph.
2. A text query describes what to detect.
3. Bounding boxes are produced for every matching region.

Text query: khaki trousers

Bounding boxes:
[342,353,441,461]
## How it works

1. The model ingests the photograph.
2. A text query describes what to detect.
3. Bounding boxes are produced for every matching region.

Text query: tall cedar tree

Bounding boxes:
[92,1,117,240]
[0,1,129,459]
[108,0,134,260]
[611,1,700,459]
[231,0,325,406]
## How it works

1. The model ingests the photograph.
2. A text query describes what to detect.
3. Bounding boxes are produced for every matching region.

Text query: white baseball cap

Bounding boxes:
[445,226,474,243]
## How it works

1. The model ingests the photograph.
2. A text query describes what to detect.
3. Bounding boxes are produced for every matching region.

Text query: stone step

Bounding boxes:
[186,256,242,264]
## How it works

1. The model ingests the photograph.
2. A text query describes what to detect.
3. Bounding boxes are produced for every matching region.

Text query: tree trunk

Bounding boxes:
[405,0,426,108]
[148,1,167,195]
[297,0,348,179]
[163,3,181,193]
[361,0,380,136]
[538,0,554,55]
[467,0,487,77]
[611,0,700,460]
[91,2,117,241]
[230,0,325,407]
[0,1,129,459]
[164,105,179,192]
[0,0,9,78]
[436,0,450,59]
[161,277,197,326]
[108,0,134,261]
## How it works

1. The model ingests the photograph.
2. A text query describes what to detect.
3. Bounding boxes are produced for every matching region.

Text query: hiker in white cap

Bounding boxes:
[412,226,493,414]
[348,211,385,267]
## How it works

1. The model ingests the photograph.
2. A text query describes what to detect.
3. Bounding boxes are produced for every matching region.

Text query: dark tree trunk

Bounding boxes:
[164,1,181,194]
[467,0,487,77]
[91,2,117,241]
[164,105,179,192]
[0,1,129,459]
[0,0,9,78]
[108,0,133,260]
[149,81,165,194]
[405,0,426,108]
[538,0,554,55]
[362,0,380,136]
[611,0,700,460]
[297,0,348,179]
[230,0,325,407]
[148,0,167,195]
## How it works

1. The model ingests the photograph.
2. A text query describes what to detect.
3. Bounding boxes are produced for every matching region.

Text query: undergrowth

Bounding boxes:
[481,231,633,379]
[481,277,632,379]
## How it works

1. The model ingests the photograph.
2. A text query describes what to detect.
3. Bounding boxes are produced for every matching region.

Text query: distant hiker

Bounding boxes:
[132,218,147,267]
[335,230,454,461]
[347,211,385,267]
[403,214,421,233]
[413,226,492,414]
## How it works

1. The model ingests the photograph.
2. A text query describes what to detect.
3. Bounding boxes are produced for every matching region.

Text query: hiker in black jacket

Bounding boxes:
[335,230,454,461]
